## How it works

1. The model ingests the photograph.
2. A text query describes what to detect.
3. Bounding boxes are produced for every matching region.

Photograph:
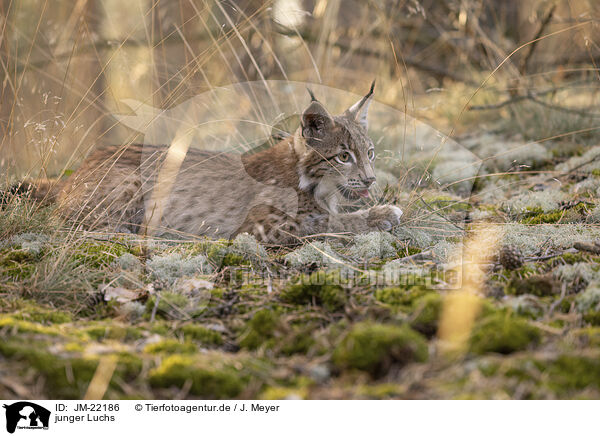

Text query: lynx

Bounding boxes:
[26,83,403,244]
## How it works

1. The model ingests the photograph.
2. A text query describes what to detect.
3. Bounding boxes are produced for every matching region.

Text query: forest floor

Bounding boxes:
[2,129,600,400]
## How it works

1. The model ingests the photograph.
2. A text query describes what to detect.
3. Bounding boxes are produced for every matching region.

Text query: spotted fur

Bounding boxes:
[34,83,403,244]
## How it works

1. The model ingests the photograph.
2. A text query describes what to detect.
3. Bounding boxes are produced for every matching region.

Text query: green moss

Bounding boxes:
[238,308,319,355]
[568,327,600,347]
[281,271,347,312]
[144,339,197,354]
[62,342,85,353]
[83,324,143,341]
[225,265,250,284]
[72,240,130,268]
[557,296,575,314]
[279,326,317,356]
[27,310,72,324]
[148,354,248,398]
[178,324,223,346]
[551,252,590,265]
[260,386,307,400]
[145,292,189,319]
[0,316,60,335]
[508,264,538,278]
[203,240,231,266]
[409,293,443,337]
[221,253,249,267]
[238,309,279,350]
[356,383,406,399]
[522,203,588,225]
[230,285,271,315]
[583,311,600,325]
[477,360,500,377]
[375,286,429,309]
[320,284,347,312]
[522,209,564,225]
[332,322,428,378]
[8,302,72,324]
[504,274,559,297]
[111,351,144,377]
[0,339,141,399]
[0,249,38,279]
[208,287,225,299]
[0,341,98,398]
[148,322,171,335]
[401,246,422,257]
[518,355,600,395]
[0,249,38,264]
[424,196,471,212]
[469,312,541,355]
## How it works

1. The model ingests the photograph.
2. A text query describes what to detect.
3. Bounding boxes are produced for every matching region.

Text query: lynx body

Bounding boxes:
[48,84,403,244]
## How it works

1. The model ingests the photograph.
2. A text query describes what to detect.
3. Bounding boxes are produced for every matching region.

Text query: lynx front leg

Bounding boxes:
[327,205,403,234]
[366,205,404,231]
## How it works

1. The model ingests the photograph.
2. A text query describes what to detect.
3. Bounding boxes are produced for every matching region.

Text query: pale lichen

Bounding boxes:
[115,252,142,272]
[284,241,344,268]
[500,224,600,257]
[431,160,479,194]
[230,233,268,264]
[503,189,568,214]
[431,240,461,263]
[5,232,49,255]
[554,262,596,285]
[147,253,213,284]
[556,145,600,173]
[576,283,600,313]
[348,231,397,261]
[475,136,551,172]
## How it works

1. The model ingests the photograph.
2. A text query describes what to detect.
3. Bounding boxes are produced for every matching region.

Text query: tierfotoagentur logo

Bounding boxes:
[2,402,50,434]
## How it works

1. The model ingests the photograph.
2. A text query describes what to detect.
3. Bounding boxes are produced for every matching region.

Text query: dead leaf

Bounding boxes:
[103,286,146,303]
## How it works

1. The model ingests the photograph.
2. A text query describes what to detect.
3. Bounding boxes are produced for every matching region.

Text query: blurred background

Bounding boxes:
[1,0,599,179]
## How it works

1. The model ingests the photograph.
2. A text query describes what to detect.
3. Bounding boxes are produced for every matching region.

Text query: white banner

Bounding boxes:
[0,400,598,436]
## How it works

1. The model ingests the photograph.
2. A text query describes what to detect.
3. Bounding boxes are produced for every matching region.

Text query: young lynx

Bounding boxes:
[42,82,403,244]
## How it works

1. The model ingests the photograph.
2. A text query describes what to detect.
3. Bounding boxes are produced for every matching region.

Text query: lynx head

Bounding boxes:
[297,82,377,207]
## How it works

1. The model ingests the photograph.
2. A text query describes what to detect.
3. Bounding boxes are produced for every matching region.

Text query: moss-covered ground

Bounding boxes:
[3,132,600,399]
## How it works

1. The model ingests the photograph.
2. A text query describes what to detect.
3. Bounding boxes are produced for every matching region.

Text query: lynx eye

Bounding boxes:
[367,148,375,161]
[336,151,352,164]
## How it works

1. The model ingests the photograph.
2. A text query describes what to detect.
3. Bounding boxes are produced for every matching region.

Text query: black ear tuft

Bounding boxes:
[345,81,376,130]
[301,101,333,140]
[368,79,375,95]
[306,87,318,102]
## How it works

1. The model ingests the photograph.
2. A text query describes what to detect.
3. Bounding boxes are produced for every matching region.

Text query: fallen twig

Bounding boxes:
[548,282,568,318]
[396,249,433,263]
[523,247,578,262]
[574,241,600,255]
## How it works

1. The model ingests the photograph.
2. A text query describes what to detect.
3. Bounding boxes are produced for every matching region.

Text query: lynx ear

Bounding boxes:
[301,91,334,140]
[345,80,375,130]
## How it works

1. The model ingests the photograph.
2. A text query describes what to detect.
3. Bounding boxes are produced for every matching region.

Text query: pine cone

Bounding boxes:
[498,245,524,270]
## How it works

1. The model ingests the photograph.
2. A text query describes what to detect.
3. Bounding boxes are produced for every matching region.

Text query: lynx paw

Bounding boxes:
[367,205,403,231]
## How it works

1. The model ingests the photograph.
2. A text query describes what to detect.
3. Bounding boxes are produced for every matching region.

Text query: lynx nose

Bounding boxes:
[363,176,376,187]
